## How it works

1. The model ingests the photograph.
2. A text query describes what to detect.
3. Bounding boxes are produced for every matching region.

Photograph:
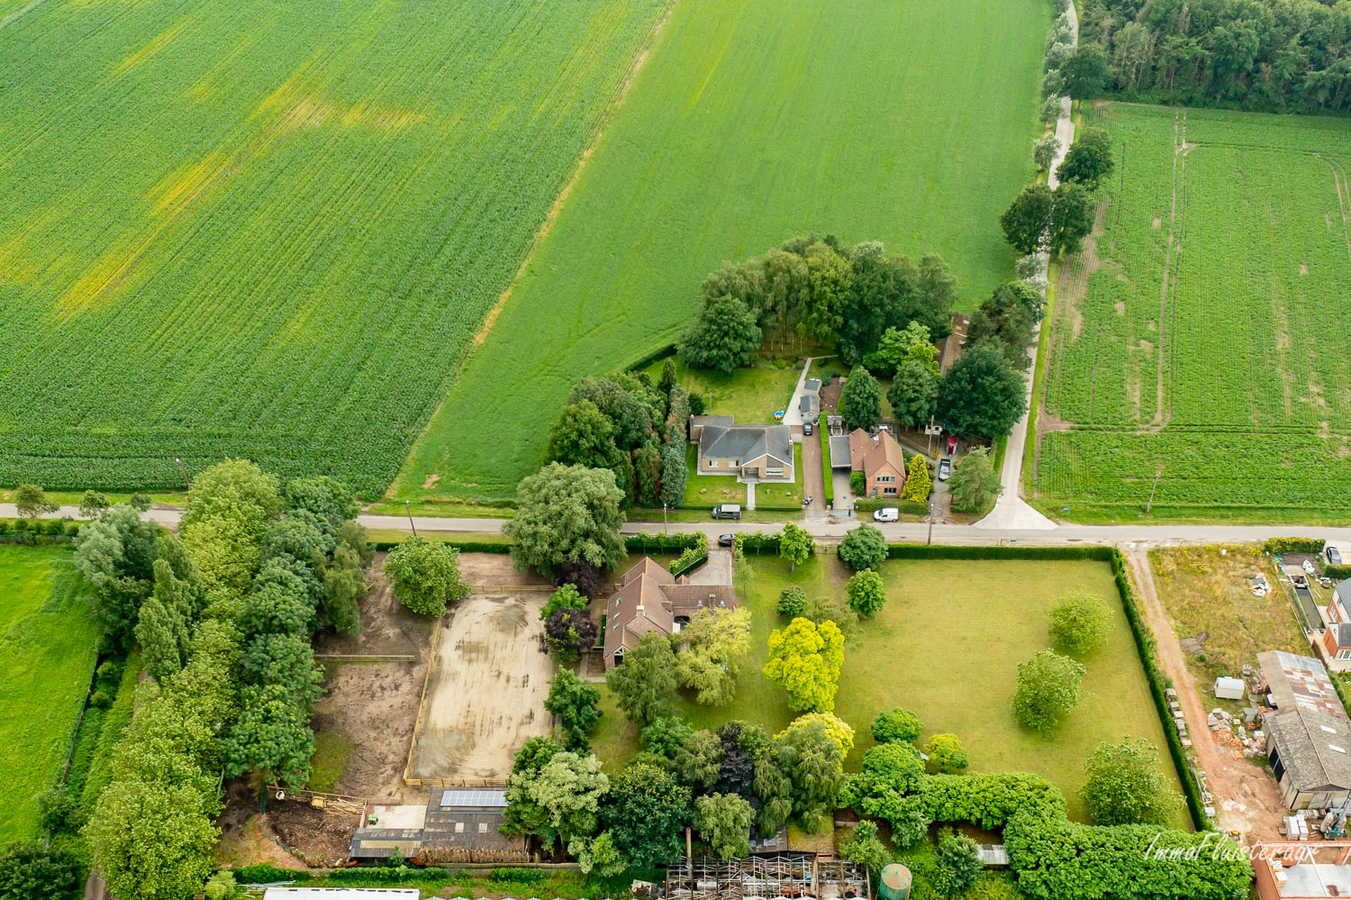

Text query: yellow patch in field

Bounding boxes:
[113,17,190,75]
[57,240,145,314]
[147,152,229,217]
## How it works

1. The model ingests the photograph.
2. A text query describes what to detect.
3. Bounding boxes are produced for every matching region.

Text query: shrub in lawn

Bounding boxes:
[763,618,844,713]
[541,583,587,621]
[1079,738,1177,826]
[935,832,983,896]
[846,569,886,618]
[922,733,969,774]
[837,525,887,571]
[385,537,468,617]
[1048,590,1113,656]
[777,585,808,618]
[1012,650,1085,733]
[872,708,923,744]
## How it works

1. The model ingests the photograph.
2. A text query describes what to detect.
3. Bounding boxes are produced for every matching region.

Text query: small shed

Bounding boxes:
[1215,676,1246,701]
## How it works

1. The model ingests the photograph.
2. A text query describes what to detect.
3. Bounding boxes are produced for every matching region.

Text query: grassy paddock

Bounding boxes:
[396,0,1049,504]
[0,545,101,841]
[650,356,802,424]
[592,553,1183,822]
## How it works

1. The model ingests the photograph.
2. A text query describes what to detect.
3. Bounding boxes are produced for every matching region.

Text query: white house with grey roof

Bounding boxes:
[696,419,793,482]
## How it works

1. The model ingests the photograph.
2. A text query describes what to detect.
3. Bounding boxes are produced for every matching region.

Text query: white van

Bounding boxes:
[873,507,899,522]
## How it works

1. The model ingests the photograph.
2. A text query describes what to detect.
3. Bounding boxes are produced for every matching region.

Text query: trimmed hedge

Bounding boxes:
[0,517,80,538]
[625,343,678,374]
[1324,564,1351,581]
[669,546,707,578]
[1263,537,1324,555]
[624,532,703,553]
[736,532,782,554]
[887,545,1114,562]
[371,539,510,554]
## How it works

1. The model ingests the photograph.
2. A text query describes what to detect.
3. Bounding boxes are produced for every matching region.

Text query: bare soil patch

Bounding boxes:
[458,552,552,591]
[268,801,361,867]
[406,592,552,783]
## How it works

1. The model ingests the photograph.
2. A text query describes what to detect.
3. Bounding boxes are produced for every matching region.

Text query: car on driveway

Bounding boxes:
[717,533,735,548]
[873,507,899,522]
[1328,545,1344,566]
[938,457,953,481]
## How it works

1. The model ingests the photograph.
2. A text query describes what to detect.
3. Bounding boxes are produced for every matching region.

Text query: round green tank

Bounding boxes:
[878,864,912,900]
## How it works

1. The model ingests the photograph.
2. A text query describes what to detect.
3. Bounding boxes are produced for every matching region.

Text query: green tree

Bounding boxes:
[947,447,1003,513]
[802,242,853,345]
[837,524,887,571]
[779,523,814,571]
[1080,738,1177,826]
[840,821,891,879]
[767,719,844,829]
[223,681,316,789]
[887,358,940,429]
[523,751,610,846]
[546,400,624,472]
[544,607,598,662]
[676,607,752,706]
[923,734,969,773]
[839,367,883,431]
[862,322,936,378]
[384,537,468,617]
[802,594,860,643]
[659,358,678,396]
[13,484,55,523]
[607,631,678,726]
[849,470,866,496]
[570,376,654,452]
[777,585,808,618]
[1013,650,1086,733]
[900,453,931,502]
[0,842,83,900]
[935,832,984,896]
[967,282,1042,371]
[568,831,627,877]
[672,728,723,790]
[635,438,663,507]
[320,543,367,635]
[135,594,187,684]
[1049,590,1113,657]
[778,712,855,761]
[937,346,1025,439]
[602,762,692,868]
[541,583,587,621]
[1058,126,1114,188]
[179,459,283,538]
[84,780,218,900]
[660,440,688,509]
[1033,134,1060,172]
[763,618,845,712]
[1060,42,1111,99]
[679,295,763,374]
[507,463,626,575]
[545,669,603,751]
[872,708,923,744]
[502,736,562,839]
[694,793,755,860]
[1049,181,1095,257]
[1000,183,1054,255]
[78,490,110,520]
[845,569,886,618]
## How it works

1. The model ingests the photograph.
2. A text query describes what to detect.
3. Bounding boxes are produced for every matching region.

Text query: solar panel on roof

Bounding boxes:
[439,789,507,808]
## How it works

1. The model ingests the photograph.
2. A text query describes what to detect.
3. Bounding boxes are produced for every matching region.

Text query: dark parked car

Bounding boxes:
[718,534,735,548]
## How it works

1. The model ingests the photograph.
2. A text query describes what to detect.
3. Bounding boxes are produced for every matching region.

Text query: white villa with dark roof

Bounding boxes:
[689,416,793,482]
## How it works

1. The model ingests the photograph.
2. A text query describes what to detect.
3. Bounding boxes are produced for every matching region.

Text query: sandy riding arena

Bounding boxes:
[405,592,552,783]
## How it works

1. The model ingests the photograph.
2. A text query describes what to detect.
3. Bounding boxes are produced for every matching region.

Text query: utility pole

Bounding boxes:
[663,503,668,536]
[1145,468,1164,515]
[405,499,417,537]
[927,497,935,546]
[174,457,190,491]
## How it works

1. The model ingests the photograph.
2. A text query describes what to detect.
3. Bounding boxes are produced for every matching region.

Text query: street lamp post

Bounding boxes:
[927,497,935,546]
[663,503,668,535]
[174,457,190,491]
[405,499,417,537]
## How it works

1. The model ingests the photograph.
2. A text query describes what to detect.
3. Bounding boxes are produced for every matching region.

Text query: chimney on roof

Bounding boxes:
[636,604,644,613]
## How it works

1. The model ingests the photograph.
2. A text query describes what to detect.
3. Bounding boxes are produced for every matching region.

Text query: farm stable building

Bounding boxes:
[348,789,528,864]
[1258,651,1351,810]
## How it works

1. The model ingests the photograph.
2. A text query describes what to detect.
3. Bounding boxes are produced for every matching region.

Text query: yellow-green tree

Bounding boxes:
[778,712,855,763]
[763,617,845,712]
[900,453,931,502]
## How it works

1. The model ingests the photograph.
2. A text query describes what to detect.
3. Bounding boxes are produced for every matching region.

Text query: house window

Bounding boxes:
[1338,649,1351,661]
[707,460,720,468]
[877,475,894,483]
[766,466,784,476]
[883,487,897,496]
[478,823,489,834]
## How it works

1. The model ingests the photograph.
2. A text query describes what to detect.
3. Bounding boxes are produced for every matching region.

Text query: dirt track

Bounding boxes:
[406,592,552,782]
[1125,546,1287,840]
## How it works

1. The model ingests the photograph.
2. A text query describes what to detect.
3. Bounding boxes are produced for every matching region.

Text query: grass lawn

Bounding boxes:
[0,545,101,841]
[1150,545,1307,685]
[682,443,805,511]
[394,0,1048,505]
[592,554,1184,823]
[648,356,802,424]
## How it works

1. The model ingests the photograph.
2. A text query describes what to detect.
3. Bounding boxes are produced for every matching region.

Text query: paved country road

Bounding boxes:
[5,504,1350,548]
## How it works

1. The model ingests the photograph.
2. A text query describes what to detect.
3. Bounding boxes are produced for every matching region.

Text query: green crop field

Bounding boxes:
[0,545,101,841]
[0,0,667,496]
[396,0,1048,504]
[590,555,1183,823]
[1033,104,1351,518]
